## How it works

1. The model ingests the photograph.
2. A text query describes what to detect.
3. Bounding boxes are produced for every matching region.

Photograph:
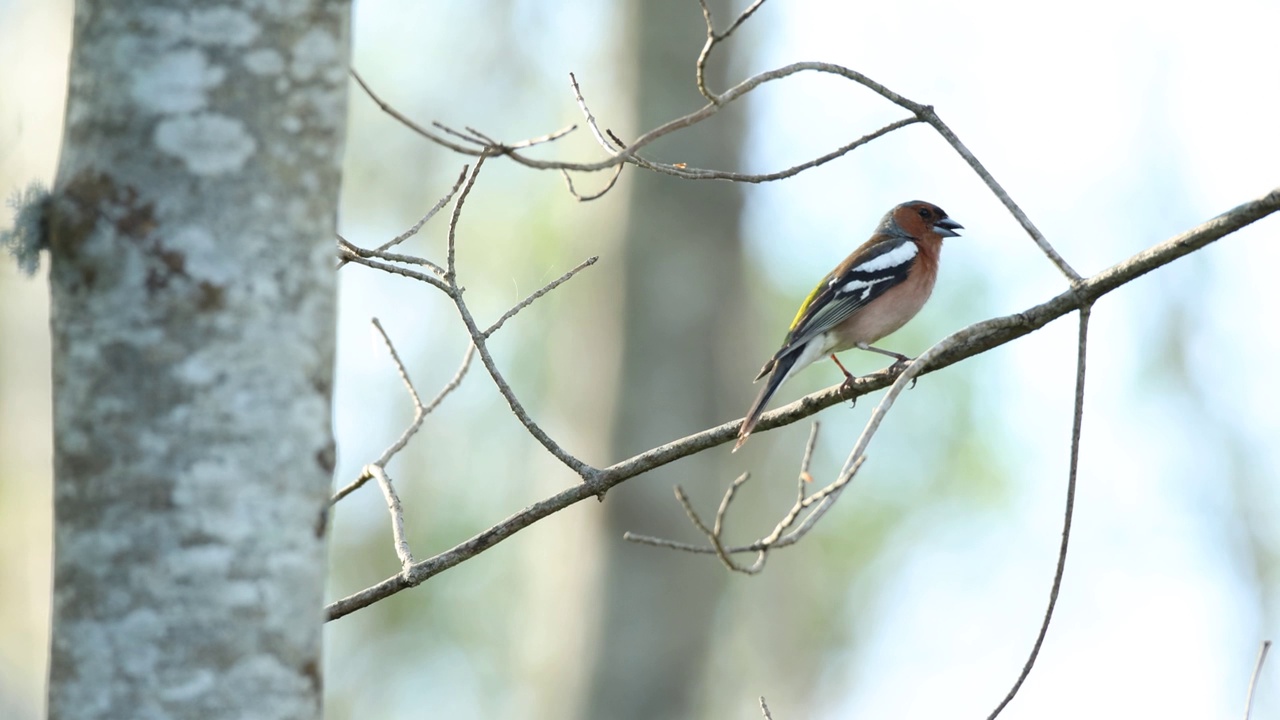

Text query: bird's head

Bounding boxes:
[886,201,963,240]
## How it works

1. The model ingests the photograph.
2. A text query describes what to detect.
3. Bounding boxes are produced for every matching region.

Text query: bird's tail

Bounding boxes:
[733,350,800,452]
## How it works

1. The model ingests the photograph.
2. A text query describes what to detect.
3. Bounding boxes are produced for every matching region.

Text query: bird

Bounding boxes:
[733,200,962,451]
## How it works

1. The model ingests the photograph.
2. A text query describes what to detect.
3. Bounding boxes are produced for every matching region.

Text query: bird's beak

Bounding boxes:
[933,217,963,238]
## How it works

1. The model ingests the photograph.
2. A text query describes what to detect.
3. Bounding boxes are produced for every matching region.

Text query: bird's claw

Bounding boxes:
[886,356,918,388]
[840,377,859,407]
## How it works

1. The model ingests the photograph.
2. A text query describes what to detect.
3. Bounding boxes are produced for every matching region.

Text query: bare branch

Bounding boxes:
[438,159,595,476]
[987,304,1091,719]
[560,164,625,202]
[484,256,600,338]
[370,464,413,572]
[451,286,593,476]
[505,123,579,150]
[629,424,848,571]
[349,68,485,157]
[332,319,469,504]
[569,72,623,156]
[337,166,469,269]
[696,0,769,102]
[759,695,774,720]
[917,109,1081,281]
[433,121,490,147]
[446,158,486,285]
[336,245,453,294]
[562,73,633,200]
[326,189,1280,621]
[645,117,920,183]
[622,453,866,564]
[354,56,1080,278]
[351,60,935,179]
[1245,640,1272,720]
[673,473,752,571]
[368,318,427,465]
[423,343,477,416]
[338,236,447,278]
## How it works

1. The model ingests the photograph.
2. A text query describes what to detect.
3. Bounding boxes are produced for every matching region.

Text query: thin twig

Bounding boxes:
[987,304,1091,719]
[759,696,774,720]
[349,59,933,178]
[696,0,769,102]
[452,286,593,476]
[358,58,1070,274]
[369,318,427,466]
[423,343,476,416]
[484,256,600,337]
[640,117,921,183]
[623,455,864,563]
[672,473,751,572]
[370,464,413,572]
[439,160,593,475]
[349,68,485,156]
[339,236,448,278]
[337,167,469,269]
[352,48,1065,280]
[332,319,466,504]
[563,73,629,200]
[446,158,486,285]
[626,421,866,568]
[357,52,1078,279]
[569,72,620,156]
[917,109,1081,281]
[336,248,454,294]
[506,124,579,150]
[433,121,490,147]
[326,190,1280,620]
[1245,640,1272,720]
[560,164,625,202]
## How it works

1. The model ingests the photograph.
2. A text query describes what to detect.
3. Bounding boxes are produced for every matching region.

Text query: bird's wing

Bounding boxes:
[778,237,917,354]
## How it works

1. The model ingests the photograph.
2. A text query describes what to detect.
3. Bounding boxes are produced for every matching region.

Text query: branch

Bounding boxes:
[437,157,597,475]
[483,256,599,338]
[357,55,1076,275]
[353,59,929,179]
[331,318,470,504]
[336,166,468,269]
[696,0,768,102]
[1245,640,1272,720]
[627,424,840,573]
[325,188,1280,620]
[916,109,1081,281]
[987,304,1091,719]
[336,242,453,294]
[370,464,413,572]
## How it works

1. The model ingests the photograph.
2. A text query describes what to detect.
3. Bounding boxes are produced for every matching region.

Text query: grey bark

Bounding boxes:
[45,3,348,718]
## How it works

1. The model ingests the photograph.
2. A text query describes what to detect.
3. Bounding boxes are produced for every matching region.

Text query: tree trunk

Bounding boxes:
[46,3,349,718]
[582,1,749,717]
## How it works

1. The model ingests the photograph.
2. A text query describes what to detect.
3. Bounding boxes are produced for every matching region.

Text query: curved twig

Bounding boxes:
[987,304,1091,719]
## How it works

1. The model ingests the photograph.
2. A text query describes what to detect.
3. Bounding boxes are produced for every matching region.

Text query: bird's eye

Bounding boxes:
[918,208,932,219]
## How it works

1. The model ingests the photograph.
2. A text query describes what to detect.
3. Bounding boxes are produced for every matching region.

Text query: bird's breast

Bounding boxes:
[831,265,937,349]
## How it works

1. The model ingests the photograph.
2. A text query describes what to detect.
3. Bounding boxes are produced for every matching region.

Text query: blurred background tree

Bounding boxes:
[4,1,1280,719]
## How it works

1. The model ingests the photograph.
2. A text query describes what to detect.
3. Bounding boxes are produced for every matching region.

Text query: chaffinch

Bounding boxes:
[734,200,963,451]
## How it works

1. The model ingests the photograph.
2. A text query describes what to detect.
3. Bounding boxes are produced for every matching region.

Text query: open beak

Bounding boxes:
[933,217,963,238]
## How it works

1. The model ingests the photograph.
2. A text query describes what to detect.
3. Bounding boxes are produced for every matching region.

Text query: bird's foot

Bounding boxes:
[832,354,858,404]
[886,356,918,389]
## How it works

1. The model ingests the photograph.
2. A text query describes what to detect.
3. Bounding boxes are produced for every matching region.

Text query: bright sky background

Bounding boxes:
[2,1,1279,719]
